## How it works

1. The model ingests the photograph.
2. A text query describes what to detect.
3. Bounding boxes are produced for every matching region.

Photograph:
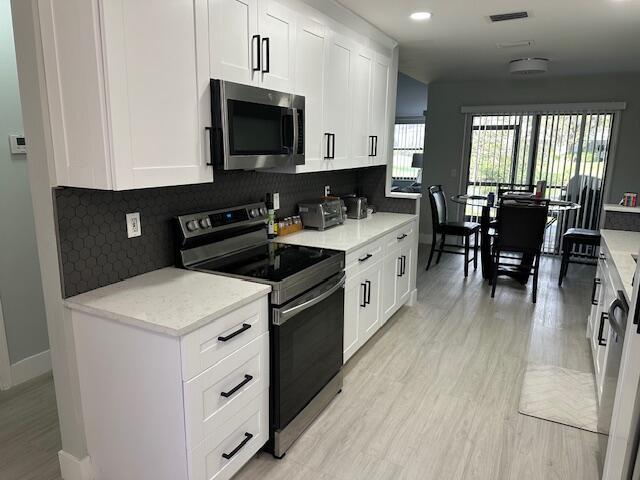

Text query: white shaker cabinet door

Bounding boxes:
[294,17,330,172]
[381,250,400,320]
[370,52,391,166]
[209,0,260,86]
[101,0,212,189]
[343,275,363,363]
[359,262,382,346]
[323,32,354,169]
[350,47,373,167]
[258,0,296,93]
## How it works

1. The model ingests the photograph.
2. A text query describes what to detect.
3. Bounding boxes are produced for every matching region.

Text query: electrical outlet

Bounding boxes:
[324,185,331,196]
[126,212,141,238]
[273,192,280,210]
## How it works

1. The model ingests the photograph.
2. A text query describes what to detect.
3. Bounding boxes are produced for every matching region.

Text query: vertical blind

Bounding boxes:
[463,108,617,254]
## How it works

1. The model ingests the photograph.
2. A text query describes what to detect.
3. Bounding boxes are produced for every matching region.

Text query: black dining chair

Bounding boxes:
[558,228,601,286]
[491,199,549,303]
[426,185,480,277]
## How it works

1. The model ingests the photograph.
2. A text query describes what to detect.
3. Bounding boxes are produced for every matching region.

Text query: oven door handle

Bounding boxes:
[272,273,345,326]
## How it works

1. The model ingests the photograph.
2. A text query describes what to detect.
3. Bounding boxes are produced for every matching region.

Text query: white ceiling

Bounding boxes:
[337,0,640,83]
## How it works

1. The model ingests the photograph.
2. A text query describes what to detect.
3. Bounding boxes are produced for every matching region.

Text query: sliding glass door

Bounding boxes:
[465,111,615,254]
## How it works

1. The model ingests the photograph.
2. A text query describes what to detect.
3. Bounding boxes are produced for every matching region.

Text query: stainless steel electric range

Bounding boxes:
[175,203,345,458]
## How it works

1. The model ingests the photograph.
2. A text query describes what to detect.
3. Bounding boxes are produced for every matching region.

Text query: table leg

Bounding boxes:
[481,206,492,280]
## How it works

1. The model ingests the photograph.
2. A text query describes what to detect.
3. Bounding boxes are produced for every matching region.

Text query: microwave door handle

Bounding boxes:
[291,108,299,155]
[272,274,345,325]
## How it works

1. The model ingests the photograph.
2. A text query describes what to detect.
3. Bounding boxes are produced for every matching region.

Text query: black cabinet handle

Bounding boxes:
[251,35,261,72]
[397,257,402,277]
[401,255,406,275]
[591,278,601,305]
[369,136,375,157]
[331,134,335,159]
[365,280,371,305]
[204,127,214,166]
[222,432,253,460]
[360,283,367,307]
[397,233,407,240]
[261,37,270,73]
[218,323,251,342]
[324,133,331,159]
[358,253,372,263]
[220,374,254,398]
[373,136,378,156]
[598,312,608,347]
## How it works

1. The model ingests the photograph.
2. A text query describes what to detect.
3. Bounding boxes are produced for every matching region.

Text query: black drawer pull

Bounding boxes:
[218,323,251,342]
[591,278,601,306]
[220,374,253,398]
[358,253,373,263]
[365,280,371,305]
[222,432,253,460]
[598,312,608,347]
[397,233,407,240]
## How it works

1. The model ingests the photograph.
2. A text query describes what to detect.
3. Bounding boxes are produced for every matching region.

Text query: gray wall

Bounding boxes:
[0,0,49,364]
[396,72,428,119]
[421,73,640,237]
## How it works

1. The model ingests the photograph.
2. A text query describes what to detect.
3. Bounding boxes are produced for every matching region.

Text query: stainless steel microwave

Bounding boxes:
[208,80,305,170]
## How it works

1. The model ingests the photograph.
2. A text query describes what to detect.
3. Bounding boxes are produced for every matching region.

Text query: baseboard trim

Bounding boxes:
[58,451,93,480]
[10,349,52,386]
[407,288,418,306]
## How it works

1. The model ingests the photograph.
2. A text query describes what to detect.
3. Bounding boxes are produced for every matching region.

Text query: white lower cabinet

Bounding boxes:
[71,296,269,480]
[343,220,417,363]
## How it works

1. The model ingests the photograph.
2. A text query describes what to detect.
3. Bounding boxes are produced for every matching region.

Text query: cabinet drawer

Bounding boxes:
[383,221,416,252]
[181,297,268,381]
[345,238,384,274]
[184,333,269,449]
[188,393,268,480]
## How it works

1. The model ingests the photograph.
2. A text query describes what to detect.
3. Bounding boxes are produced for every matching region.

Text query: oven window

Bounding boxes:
[272,286,344,428]
[228,100,286,155]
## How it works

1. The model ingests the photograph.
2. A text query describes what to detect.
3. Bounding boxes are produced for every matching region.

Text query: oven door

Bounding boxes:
[211,80,304,170]
[271,272,344,431]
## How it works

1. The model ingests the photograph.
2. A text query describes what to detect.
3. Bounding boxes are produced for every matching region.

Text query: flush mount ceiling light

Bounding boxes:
[410,11,432,21]
[509,57,549,75]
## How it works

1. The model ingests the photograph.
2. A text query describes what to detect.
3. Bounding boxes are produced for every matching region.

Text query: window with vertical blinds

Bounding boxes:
[461,105,620,254]
[392,123,425,180]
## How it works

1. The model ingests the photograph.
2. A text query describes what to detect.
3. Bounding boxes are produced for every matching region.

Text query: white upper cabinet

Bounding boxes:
[39,0,212,190]
[38,0,397,188]
[370,52,391,165]
[322,32,355,169]
[350,47,373,166]
[293,18,330,172]
[258,0,297,92]
[209,0,296,92]
[209,0,260,86]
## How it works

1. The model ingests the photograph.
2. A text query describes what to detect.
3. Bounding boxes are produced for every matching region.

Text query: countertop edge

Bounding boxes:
[603,204,640,214]
[600,230,638,302]
[64,287,271,337]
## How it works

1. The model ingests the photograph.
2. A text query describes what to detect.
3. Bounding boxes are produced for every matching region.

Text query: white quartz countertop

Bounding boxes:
[604,204,640,214]
[274,212,418,252]
[601,229,640,301]
[65,267,271,336]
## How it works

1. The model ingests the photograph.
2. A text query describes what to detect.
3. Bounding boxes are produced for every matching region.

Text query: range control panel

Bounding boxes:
[177,202,268,238]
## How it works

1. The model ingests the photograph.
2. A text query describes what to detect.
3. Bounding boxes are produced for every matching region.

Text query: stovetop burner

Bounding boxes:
[195,242,340,283]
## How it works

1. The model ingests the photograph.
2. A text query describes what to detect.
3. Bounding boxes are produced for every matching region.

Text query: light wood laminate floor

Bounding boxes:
[236,246,601,480]
[0,245,601,480]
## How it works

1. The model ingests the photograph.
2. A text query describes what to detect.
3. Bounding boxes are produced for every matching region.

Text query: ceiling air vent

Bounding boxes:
[490,11,529,22]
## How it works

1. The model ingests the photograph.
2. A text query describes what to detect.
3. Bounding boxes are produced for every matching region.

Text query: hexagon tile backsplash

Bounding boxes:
[55,166,417,297]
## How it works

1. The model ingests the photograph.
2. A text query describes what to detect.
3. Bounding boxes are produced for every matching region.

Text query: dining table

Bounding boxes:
[450,193,581,281]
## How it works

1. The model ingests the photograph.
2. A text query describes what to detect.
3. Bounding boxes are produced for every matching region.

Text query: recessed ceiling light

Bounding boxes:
[410,11,432,21]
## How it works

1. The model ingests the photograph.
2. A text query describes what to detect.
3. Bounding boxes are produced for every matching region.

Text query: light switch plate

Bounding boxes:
[126,212,141,238]
[325,185,331,196]
[273,192,280,210]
